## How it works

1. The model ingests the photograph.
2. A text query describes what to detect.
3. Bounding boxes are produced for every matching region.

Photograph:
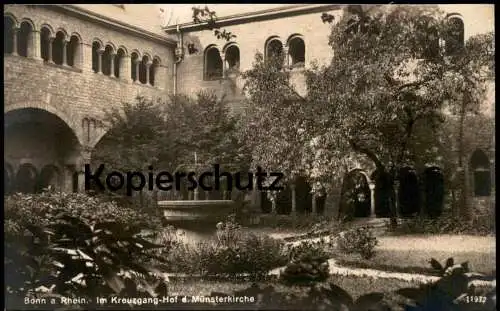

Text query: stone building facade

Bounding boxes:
[4,4,495,219]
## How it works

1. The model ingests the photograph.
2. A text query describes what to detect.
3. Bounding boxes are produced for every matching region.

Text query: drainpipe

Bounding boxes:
[173,24,184,96]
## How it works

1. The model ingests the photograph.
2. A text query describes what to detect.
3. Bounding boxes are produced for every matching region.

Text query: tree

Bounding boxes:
[236,5,494,222]
[92,92,249,206]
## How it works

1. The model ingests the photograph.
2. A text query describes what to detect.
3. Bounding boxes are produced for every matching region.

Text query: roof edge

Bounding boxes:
[163,4,343,33]
[45,5,177,47]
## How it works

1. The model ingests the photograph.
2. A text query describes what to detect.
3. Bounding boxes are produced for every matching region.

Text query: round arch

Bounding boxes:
[116,45,129,57]
[55,28,69,41]
[19,18,36,31]
[39,23,55,37]
[16,163,38,194]
[4,12,19,28]
[339,169,372,219]
[4,101,84,146]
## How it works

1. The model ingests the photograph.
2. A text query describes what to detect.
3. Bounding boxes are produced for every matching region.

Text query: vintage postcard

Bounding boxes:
[4,3,495,310]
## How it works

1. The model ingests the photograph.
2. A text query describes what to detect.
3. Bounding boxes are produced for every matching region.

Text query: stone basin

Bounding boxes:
[158,200,236,226]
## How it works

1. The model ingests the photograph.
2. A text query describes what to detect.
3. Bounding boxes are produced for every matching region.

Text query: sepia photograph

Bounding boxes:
[4,3,496,310]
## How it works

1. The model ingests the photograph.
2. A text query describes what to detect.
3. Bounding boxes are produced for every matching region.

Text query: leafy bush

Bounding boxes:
[4,192,167,308]
[281,240,331,285]
[203,220,287,279]
[337,226,378,259]
[162,219,287,279]
[390,213,495,236]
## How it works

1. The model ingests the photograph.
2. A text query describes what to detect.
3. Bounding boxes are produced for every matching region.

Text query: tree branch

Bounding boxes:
[349,139,384,170]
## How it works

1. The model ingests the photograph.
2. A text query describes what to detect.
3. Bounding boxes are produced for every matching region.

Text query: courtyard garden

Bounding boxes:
[5,191,496,311]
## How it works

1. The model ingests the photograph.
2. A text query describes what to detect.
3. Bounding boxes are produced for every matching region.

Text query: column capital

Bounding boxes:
[146,60,153,67]
[97,48,105,54]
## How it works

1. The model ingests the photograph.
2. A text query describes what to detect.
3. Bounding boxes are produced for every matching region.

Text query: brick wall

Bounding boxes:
[4,4,176,148]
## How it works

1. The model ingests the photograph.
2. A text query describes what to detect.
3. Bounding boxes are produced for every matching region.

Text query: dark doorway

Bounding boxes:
[423,167,444,218]
[339,170,371,219]
[399,167,420,217]
[470,149,491,197]
[276,185,292,215]
[371,170,392,217]
[38,165,60,192]
[295,176,312,214]
[316,194,327,215]
[260,192,273,213]
[16,163,38,194]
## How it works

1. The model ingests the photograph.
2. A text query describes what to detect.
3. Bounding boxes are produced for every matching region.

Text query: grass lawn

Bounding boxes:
[168,274,420,300]
[333,235,496,277]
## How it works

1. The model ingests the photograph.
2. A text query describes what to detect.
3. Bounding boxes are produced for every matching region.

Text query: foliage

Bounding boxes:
[92,92,249,204]
[281,240,331,285]
[337,226,379,259]
[239,4,494,219]
[389,213,495,236]
[4,192,168,309]
[162,219,287,279]
[207,256,495,310]
[396,257,496,311]
[191,6,236,42]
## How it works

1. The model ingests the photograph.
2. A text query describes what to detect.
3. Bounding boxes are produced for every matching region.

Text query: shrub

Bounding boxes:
[162,218,287,279]
[280,240,330,285]
[336,226,378,259]
[4,192,167,308]
[390,212,495,236]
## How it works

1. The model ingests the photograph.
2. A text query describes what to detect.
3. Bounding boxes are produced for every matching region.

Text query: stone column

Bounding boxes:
[134,59,140,83]
[220,52,226,78]
[205,191,210,200]
[47,37,54,63]
[369,182,376,218]
[146,61,152,85]
[394,180,400,218]
[31,30,43,60]
[11,27,19,56]
[62,40,68,66]
[290,184,297,215]
[77,149,92,193]
[283,46,289,68]
[109,53,116,77]
[271,192,277,214]
[96,49,104,74]
[312,193,317,215]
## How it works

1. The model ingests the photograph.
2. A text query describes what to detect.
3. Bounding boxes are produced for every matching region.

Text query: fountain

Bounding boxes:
[157,153,238,243]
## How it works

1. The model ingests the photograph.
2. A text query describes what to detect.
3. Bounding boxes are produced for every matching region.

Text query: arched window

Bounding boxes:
[139,55,149,84]
[149,57,160,86]
[92,41,102,73]
[265,38,284,69]
[445,16,464,55]
[131,52,139,82]
[102,45,114,76]
[40,27,52,62]
[18,21,33,58]
[66,35,80,67]
[204,46,223,80]
[224,44,240,73]
[52,31,66,65]
[114,48,126,78]
[470,149,491,197]
[288,36,305,67]
[4,16,16,54]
